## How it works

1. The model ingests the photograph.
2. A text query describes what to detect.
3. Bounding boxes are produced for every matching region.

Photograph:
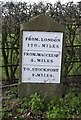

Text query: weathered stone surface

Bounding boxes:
[19,14,65,98]
[19,83,64,98]
[20,14,65,32]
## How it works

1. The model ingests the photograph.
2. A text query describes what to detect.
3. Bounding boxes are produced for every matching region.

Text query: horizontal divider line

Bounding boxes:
[23,50,61,53]
[23,64,60,67]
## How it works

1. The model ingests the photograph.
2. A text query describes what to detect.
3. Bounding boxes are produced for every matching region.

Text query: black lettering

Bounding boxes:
[35,38,38,41]
[55,54,59,57]
[56,45,59,48]
[32,73,35,76]
[43,68,46,71]
[41,74,43,77]
[42,44,45,47]
[31,44,33,47]
[32,68,34,71]
[31,59,33,62]
[25,37,28,41]
[52,44,55,48]
[32,37,34,40]
[36,73,40,77]
[24,52,26,56]
[50,74,52,77]
[23,67,26,71]
[28,43,30,47]
[35,68,38,71]
[51,59,53,62]
[34,44,37,47]
[40,37,60,42]
[37,59,40,62]
[47,59,49,62]
[32,53,36,56]
[27,68,30,71]
[41,38,43,41]
[37,53,41,56]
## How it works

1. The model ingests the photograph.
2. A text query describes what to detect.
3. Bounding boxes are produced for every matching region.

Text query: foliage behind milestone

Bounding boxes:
[2,1,81,83]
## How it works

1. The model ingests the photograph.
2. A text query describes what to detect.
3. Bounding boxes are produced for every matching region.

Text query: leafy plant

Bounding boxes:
[29,93,44,112]
[2,87,81,119]
[47,89,81,119]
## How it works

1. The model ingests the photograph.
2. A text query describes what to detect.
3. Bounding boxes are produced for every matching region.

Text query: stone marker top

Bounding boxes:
[20,14,65,32]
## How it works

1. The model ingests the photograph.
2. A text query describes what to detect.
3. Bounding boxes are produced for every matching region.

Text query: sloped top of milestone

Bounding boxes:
[20,14,65,32]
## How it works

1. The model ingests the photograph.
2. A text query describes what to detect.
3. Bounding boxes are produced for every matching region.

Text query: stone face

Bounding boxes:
[19,14,65,98]
[19,83,64,98]
[20,14,65,32]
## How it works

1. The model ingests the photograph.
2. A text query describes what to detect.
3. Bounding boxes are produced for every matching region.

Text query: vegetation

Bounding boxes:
[1,1,81,120]
[2,1,81,83]
[2,87,81,119]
